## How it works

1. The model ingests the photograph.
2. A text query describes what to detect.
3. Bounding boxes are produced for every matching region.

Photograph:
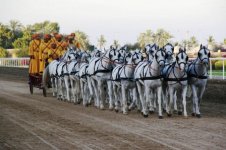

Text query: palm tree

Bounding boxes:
[98,35,106,50]
[74,30,90,50]
[207,36,215,50]
[113,40,120,49]
[8,20,22,33]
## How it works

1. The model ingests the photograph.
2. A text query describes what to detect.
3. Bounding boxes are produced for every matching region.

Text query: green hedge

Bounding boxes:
[214,60,226,70]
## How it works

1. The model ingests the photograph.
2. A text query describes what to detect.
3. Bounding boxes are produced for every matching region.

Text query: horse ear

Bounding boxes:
[179,48,182,52]
[200,44,202,49]
[184,48,186,53]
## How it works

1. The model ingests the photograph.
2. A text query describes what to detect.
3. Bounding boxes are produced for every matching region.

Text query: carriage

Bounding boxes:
[28,74,47,97]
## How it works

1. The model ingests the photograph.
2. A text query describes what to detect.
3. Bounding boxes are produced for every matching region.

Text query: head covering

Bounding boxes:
[51,43,57,49]
[55,34,62,40]
[68,35,74,40]
[70,33,75,37]
[44,34,51,39]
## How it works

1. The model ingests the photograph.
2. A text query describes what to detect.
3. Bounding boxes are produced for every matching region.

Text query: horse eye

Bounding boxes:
[208,53,211,57]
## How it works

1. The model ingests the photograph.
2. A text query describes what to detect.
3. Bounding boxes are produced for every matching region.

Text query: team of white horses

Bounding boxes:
[42,43,210,119]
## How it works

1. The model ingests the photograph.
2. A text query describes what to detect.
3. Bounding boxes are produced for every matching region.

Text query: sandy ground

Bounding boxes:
[1,78,226,150]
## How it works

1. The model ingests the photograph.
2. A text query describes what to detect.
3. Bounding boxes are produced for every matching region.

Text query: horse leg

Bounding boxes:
[191,85,199,116]
[177,90,183,115]
[157,86,163,119]
[98,80,105,110]
[113,84,119,112]
[87,77,94,102]
[173,92,178,112]
[137,82,147,116]
[64,76,70,102]
[121,84,128,115]
[167,87,174,116]
[129,88,137,111]
[107,81,114,110]
[197,85,206,118]
[149,87,156,114]
[51,77,56,97]
[182,86,188,117]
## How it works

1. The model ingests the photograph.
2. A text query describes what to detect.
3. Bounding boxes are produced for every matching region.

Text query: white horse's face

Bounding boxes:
[148,44,158,60]
[81,51,91,62]
[164,43,174,59]
[107,48,119,61]
[155,49,165,67]
[198,45,210,65]
[176,48,188,71]
[67,52,78,61]
[131,50,143,65]
[118,46,127,63]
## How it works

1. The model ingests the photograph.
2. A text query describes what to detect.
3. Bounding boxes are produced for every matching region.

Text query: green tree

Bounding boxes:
[74,30,90,50]
[190,36,198,48]
[137,30,154,49]
[0,23,13,48]
[154,28,173,47]
[8,20,23,39]
[125,43,140,50]
[98,35,106,49]
[0,47,8,57]
[207,36,216,51]
[32,20,60,34]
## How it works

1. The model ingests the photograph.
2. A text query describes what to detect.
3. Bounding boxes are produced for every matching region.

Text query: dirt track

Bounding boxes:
[1,78,226,150]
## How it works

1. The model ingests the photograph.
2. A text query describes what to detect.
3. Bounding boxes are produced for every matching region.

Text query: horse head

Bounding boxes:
[198,44,210,65]
[163,43,174,59]
[176,48,189,71]
[154,48,166,67]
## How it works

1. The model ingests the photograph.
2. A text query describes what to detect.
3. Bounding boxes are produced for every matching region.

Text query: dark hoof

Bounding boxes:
[196,114,201,118]
[159,116,163,119]
[191,113,195,116]
[143,114,148,118]
[128,108,131,112]
[167,113,172,117]
[85,103,88,107]
[178,111,183,115]
[149,111,154,114]
[77,101,81,104]
[115,109,119,113]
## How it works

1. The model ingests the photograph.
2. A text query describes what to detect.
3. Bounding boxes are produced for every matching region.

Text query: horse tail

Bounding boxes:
[42,64,50,89]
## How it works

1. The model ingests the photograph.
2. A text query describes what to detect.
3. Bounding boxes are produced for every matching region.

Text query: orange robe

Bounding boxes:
[29,39,41,74]
[39,40,51,73]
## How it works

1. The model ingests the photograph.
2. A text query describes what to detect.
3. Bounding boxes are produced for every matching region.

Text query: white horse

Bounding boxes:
[162,48,189,117]
[42,48,73,98]
[135,48,165,118]
[112,50,143,114]
[187,44,210,118]
[87,47,119,109]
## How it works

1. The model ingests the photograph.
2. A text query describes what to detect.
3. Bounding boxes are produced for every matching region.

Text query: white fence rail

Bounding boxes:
[0,57,30,68]
[0,57,225,79]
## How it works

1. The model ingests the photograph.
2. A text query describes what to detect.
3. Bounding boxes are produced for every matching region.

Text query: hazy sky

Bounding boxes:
[0,0,225,47]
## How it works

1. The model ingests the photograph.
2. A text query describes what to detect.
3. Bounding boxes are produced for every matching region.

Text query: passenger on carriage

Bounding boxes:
[44,43,60,65]
[70,33,82,50]
[29,33,41,75]
[39,34,52,74]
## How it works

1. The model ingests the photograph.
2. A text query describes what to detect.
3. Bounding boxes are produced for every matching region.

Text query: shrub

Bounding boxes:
[214,60,226,70]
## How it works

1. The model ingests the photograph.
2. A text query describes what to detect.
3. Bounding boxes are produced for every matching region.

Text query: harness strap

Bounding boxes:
[139,75,162,80]
[188,74,208,79]
[164,77,188,81]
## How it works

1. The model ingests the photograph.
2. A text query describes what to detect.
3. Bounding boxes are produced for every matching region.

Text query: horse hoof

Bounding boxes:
[149,111,154,114]
[167,113,172,117]
[123,112,128,115]
[84,103,88,107]
[143,114,148,118]
[115,109,119,113]
[100,105,105,110]
[196,114,201,118]
[159,116,163,119]
[163,109,166,113]
[109,106,114,111]
[191,113,195,116]
[178,111,182,115]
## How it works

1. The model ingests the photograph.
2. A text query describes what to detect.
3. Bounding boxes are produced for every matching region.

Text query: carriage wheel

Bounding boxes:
[43,87,47,97]
[29,84,33,94]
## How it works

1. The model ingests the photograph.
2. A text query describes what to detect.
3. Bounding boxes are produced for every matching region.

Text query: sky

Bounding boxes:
[0,0,226,47]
